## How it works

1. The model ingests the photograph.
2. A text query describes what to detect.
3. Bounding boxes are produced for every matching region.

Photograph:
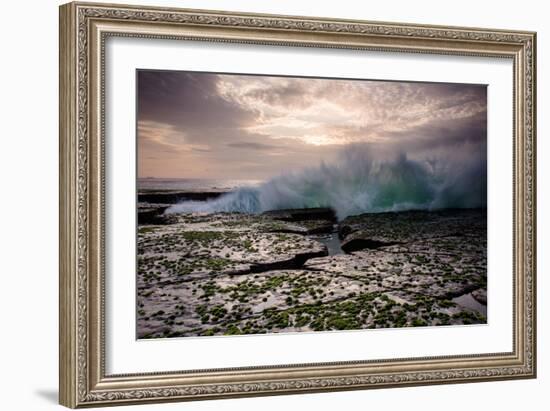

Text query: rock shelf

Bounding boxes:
[137,209,487,338]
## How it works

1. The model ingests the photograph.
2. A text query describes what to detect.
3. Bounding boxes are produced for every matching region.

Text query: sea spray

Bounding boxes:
[166,143,486,219]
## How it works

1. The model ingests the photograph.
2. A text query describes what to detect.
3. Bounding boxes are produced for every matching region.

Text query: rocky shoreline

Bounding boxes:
[137,204,487,339]
[138,190,225,204]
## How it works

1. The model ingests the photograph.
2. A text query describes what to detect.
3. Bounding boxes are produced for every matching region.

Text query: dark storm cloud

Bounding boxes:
[137,71,487,179]
[137,70,255,129]
[382,110,487,150]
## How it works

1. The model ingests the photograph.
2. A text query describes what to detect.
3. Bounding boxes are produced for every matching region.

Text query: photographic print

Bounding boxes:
[136,70,488,339]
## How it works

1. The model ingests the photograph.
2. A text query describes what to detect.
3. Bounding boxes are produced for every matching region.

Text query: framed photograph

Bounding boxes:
[59,2,537,408]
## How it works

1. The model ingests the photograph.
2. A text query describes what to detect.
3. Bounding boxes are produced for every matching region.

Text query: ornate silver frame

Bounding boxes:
[59,2,536,408]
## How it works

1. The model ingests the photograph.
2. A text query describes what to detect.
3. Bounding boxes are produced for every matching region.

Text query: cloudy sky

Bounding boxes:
[137,70,486,180]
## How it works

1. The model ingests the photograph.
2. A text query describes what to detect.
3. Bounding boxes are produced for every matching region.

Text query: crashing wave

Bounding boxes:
[166,143,486,220]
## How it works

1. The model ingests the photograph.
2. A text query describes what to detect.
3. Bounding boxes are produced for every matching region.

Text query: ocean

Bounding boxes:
[138,178,263,193]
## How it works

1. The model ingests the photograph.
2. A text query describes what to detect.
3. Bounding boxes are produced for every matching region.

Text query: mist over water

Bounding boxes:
[166,143,486,220]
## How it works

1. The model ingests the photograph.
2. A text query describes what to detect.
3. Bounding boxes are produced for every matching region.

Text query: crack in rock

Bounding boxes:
[248,249,329,273]
[341,237,402,253]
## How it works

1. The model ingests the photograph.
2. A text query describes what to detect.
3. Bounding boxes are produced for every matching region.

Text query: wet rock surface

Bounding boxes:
[264,207,337,223]
[137,209,487,339]
[138,191,225,204]
[137,203,175,225]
